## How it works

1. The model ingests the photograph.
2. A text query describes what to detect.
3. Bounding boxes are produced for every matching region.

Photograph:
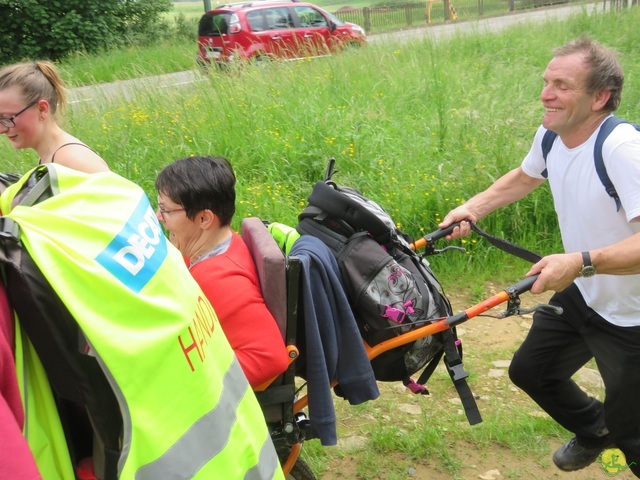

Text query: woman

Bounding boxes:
[155,155,289,388]
[0,61,109,478]
[0,61,109,173]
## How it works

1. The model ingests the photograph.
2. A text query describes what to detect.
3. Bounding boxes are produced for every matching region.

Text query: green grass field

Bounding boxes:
[3,8,640,286]
[3,8,640,478]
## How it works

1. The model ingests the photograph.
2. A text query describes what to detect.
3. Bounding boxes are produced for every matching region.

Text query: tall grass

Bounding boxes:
[59,39,196,86]
[2,9,639,284]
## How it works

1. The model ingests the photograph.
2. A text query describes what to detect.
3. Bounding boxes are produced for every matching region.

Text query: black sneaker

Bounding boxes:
[553,437,610,471]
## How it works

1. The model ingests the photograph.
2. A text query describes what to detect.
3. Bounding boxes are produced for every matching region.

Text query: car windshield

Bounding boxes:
[198,12,231,36]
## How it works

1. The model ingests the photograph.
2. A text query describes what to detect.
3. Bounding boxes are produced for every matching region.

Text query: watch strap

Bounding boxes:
[580,251,596,277]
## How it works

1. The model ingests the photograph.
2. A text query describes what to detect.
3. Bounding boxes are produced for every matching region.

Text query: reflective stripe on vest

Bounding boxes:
[245,436,283,480]
[135,357,280,480]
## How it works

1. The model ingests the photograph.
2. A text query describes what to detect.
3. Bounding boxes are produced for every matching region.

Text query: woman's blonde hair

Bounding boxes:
[0,60,67,115]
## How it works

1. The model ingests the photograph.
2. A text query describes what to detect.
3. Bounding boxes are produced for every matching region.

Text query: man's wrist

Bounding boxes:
[578,251,597,278]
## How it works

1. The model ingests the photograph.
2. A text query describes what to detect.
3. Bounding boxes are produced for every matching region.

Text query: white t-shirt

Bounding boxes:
[521,118,640,327]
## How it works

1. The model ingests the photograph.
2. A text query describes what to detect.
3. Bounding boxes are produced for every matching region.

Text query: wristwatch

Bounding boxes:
[579,251,596,278]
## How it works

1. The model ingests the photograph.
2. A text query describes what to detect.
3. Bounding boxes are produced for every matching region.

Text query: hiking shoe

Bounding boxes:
[553,437,610,471]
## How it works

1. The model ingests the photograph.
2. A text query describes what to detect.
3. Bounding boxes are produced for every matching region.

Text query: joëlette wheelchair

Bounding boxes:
[241,217,313,479]
[242,217,549,480]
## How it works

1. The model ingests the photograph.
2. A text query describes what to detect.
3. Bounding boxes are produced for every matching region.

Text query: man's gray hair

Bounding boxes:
[554,36,624,112]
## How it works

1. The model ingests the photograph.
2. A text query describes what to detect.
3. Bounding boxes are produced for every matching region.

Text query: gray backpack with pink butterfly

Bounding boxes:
[296,159,481,425]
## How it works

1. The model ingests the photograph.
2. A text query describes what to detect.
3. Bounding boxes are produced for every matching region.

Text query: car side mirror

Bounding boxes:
[329,20,336,32]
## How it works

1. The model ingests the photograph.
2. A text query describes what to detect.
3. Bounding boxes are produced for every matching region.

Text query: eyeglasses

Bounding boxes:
[157,206,185,220]
[0,100,38,128]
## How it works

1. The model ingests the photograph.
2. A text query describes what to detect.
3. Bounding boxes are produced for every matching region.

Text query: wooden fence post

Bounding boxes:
[444,0,452,20]
[363,7,371,32]
[406,4,413,26]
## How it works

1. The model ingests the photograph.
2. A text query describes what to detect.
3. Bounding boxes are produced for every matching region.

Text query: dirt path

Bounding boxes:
[314,286,636,480]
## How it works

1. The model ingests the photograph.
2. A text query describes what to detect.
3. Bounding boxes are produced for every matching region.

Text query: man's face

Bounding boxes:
[540,52,597,138]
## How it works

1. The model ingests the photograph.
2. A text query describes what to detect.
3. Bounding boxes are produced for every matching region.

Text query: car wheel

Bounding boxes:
[251,54,271,67]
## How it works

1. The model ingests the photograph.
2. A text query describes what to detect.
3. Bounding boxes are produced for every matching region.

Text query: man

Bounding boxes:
[440,36,640,476]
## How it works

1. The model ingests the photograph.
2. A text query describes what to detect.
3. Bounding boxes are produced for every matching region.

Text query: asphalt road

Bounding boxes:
[68,2,606,106]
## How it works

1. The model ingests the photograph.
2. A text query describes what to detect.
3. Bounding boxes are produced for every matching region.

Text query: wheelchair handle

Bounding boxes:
[410,221,462,251]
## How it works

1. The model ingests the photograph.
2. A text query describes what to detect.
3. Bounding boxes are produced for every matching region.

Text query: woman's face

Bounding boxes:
[155,192,200,256]
[0,88,42,150]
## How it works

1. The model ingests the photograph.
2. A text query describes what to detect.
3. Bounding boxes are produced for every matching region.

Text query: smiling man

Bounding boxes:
[439,36,640,477]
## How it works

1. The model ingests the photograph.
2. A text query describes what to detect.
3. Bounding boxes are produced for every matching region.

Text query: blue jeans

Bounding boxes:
[509,283,640,477]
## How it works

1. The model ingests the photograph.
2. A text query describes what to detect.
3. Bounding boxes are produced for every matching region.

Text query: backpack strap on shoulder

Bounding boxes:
[540,117,639,212]
[540,129,558,179]
[594,116,626,212]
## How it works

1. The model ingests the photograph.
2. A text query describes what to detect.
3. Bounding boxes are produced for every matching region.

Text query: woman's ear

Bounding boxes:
[199,209,219,229]
[37,99,51,118]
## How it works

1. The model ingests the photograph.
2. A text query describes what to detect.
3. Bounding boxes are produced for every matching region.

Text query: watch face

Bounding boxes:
[581,265,597,277]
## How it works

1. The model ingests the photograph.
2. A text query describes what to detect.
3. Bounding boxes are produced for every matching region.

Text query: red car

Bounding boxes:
[197,0,366,67]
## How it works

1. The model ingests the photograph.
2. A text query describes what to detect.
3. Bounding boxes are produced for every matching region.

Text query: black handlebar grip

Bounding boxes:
[424,221,462,243]
[512,275,538,294]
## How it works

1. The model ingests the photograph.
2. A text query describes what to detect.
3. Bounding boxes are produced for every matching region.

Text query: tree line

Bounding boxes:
[0,0,179,64]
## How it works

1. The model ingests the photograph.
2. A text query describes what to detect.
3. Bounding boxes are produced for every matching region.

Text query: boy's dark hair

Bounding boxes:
[155,155,236,225]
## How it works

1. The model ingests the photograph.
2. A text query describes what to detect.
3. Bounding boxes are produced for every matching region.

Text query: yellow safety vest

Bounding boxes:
[1,165,283,480]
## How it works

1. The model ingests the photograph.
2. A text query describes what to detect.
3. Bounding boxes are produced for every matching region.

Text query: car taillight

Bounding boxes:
[229,13,241,34]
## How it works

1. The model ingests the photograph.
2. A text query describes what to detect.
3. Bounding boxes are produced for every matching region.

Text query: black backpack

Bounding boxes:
[296,159,482,425]
[0,172,21,193]
[0,167,124,479]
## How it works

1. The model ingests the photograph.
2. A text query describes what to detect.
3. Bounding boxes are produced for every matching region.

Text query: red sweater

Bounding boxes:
[190,232,289,387]
[0,285,42,479]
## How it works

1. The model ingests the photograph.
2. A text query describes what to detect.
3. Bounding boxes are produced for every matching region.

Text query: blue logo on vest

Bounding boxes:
[96,196,167,293]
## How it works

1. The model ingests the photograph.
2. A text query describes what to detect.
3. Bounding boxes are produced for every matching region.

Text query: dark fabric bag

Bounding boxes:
[296,160,482,425]
[336,232,447,381]
[296,161,461,381]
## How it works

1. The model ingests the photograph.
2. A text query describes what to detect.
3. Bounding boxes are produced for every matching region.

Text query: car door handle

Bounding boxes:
[303,34,313,38]
[271,35,282,40]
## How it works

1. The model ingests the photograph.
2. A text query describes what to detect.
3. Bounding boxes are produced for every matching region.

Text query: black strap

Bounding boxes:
[441,329,482,425]
[415,348,444,389]
[0,172,21,194]
[9,165,56,209]
[254,384,296,407]
[593,116,626,212]
[306,181,392,244]
[469,222,542,264]
[540,117,640,212]
[540,129,557,178]
[410,329,481,425]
